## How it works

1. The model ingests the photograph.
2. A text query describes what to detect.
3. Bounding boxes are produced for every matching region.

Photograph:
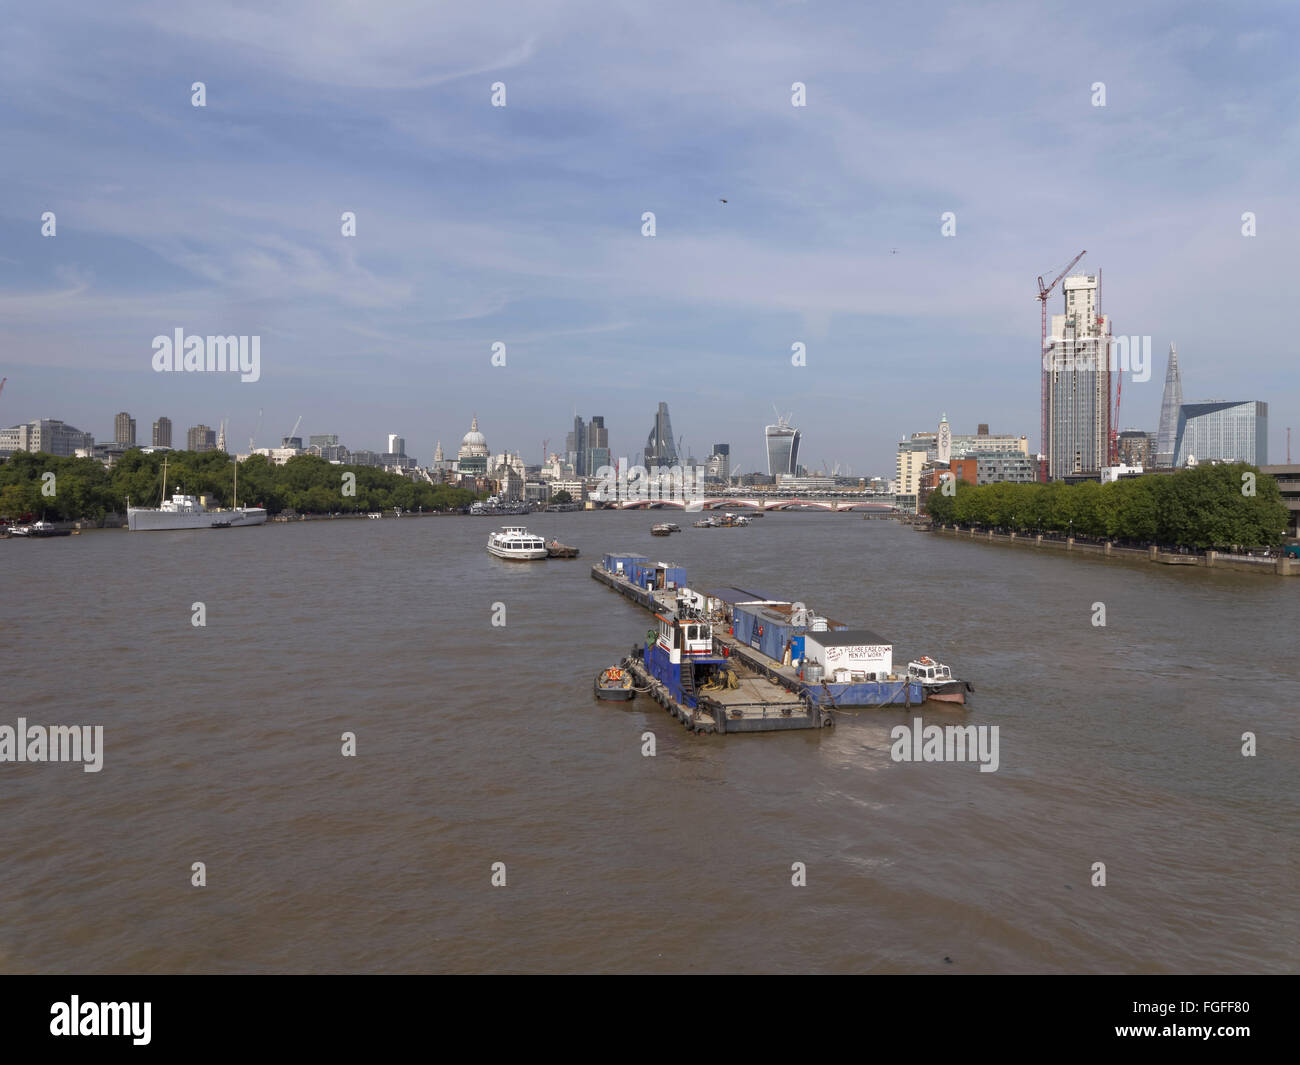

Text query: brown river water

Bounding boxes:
[1,512,1296,973]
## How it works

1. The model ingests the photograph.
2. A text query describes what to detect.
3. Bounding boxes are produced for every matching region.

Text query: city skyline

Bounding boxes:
[2,3,1295,476]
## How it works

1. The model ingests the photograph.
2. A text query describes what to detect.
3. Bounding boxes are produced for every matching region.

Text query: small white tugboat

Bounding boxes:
[906,657,974,705]
[486,525,548,560]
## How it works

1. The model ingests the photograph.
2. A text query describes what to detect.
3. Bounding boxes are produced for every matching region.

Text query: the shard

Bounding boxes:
[1155,343,1182,467]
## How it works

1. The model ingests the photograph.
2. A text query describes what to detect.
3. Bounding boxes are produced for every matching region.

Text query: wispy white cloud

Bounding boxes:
[1,0,1295,465]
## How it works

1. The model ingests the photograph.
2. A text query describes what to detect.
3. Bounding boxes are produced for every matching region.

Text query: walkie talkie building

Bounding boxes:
[765,413,801,477]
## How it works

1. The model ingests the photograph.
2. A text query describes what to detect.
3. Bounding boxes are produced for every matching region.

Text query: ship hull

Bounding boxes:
[127,508,267,531]
[486,545,547,560]
[921,681,972,705]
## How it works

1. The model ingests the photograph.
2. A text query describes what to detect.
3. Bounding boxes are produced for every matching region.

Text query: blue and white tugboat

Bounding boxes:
[626,592,822,733]
[642,602,730,710]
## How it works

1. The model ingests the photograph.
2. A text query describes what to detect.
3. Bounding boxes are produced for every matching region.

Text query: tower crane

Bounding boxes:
[1037,250,1086,477]
[1098,268,1121,466]
[285,415,302,447]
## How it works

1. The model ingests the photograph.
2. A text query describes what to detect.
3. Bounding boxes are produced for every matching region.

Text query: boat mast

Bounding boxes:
[159,456,168,505]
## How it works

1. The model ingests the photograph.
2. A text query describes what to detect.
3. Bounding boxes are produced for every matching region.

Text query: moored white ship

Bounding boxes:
[126,457,267,531]
[127,493,268,531]
[486,525,548,560]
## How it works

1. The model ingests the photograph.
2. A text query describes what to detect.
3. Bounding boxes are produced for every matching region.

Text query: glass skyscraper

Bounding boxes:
[1173,401,1267,466]
[765,415,801,477]
[1155,343,1183,467]
[644,402,678,469]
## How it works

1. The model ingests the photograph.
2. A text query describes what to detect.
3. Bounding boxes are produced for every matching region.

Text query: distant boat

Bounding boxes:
[651,523,673,536]
[10,520,71,538]
[127,456,266,532]
[487,525,548,560]
[472,496,531,516]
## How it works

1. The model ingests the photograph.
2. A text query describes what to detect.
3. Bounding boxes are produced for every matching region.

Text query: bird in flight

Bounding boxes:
[719,198,728,204]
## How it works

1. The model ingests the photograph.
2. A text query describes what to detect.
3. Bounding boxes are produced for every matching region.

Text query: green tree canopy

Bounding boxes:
[925,465,1287,548]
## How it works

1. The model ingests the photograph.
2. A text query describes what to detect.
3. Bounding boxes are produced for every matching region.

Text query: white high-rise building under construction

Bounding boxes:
[1045,273,1110,479]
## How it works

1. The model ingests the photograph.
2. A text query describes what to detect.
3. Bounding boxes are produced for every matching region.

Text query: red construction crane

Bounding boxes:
[1099,268,1121,466]
[1037,250,1086,479]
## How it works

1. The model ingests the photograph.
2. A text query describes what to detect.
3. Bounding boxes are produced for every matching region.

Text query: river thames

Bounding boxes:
[1,512,1295,973]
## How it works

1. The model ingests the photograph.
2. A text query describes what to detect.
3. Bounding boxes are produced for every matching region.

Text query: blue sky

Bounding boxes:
[2,0,1297,473]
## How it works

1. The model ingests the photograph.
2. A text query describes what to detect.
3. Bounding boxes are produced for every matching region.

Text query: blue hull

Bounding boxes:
[800,679,925,708]
[643,643,727,709]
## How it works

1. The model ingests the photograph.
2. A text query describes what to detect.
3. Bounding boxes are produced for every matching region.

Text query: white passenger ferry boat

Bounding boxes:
[486,525,548,560]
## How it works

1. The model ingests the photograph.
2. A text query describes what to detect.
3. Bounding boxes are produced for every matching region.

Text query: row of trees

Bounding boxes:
[0,450,480,521]
[924,464,1290,549]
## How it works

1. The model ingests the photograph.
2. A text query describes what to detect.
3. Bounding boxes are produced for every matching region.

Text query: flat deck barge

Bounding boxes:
[592,564,827,733]
[592,560,937,716]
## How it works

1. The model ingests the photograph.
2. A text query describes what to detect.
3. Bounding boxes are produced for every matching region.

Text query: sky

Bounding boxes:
[2,0,1297,475]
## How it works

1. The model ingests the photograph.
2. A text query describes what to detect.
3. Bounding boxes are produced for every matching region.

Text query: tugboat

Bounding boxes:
[546,539,579,558]
[642,605,730,709]
[486,525,548,560]
[906,657,974,705]
[594,666,634,700]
